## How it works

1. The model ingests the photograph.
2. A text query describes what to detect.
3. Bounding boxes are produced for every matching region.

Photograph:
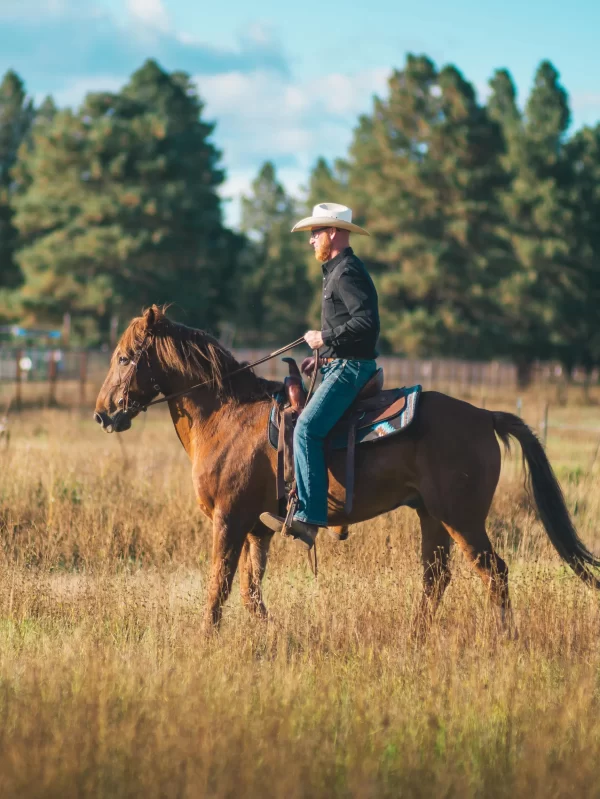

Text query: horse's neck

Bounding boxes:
[164,384,268,461]
[163,381,220,456]
[155,356,271,458]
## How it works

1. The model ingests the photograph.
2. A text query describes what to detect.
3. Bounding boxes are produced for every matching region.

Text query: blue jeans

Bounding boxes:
[294,359,378,526]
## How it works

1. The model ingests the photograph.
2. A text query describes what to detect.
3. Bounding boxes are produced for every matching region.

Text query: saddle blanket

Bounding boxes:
[268,384,422,452]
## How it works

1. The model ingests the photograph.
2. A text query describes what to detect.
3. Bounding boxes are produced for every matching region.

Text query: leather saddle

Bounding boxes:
[273,359,410,515]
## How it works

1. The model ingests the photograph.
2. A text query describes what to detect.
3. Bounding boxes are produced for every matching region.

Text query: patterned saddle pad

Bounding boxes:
[268,384,422,451]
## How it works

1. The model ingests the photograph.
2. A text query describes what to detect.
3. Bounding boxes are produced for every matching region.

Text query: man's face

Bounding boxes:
[310,227,333,262]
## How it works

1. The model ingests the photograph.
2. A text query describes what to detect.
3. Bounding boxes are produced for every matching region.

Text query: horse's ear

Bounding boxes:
[143,306,156,330]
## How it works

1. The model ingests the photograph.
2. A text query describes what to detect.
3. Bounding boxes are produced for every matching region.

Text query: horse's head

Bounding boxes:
[94,305,164,433]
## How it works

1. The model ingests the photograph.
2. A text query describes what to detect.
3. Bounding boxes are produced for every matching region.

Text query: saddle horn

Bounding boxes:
[282,357,307,412]
[282,357,302,380]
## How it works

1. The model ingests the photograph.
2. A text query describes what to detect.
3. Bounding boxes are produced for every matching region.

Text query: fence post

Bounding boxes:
[110,315,119,349]
[516,397,522,417]
[79,351,88,406]
[15,349,23,411]
[48,350,58,405]
[542,403,549,448]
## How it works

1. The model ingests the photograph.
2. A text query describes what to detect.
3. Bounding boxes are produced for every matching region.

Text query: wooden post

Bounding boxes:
[48,351,58,405]
[62,312,71,348]
[79,351,88,405]
[542,403,549,448]
[15,349,22,411]
[516,397,522,418]
[110,314,119,349]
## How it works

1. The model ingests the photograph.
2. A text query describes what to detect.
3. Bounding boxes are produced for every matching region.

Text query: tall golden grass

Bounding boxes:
[1,404,600,797]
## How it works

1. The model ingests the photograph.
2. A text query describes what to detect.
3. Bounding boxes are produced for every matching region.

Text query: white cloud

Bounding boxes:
[197,66,389,226]
[199,68,387,125]
[126,0,169,31]
[315,70,389,115]
[197,67,387,168]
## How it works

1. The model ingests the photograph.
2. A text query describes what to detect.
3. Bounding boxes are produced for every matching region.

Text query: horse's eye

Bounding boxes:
[118,356,129,365]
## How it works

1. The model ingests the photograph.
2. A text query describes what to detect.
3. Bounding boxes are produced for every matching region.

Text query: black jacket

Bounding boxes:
[320,247,380,360]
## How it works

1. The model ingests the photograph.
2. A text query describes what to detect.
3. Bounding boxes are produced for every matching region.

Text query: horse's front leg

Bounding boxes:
[204,510,245,633]
[239,526,273,619]
[327,525,349,541]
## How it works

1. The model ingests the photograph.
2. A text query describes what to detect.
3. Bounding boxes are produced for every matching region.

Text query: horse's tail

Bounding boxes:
[493,411,600,589]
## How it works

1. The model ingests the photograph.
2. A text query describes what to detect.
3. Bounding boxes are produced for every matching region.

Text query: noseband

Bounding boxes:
[118,334,162,413]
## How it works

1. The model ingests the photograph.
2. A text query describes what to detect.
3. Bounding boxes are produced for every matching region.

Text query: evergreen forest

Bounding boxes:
[1,56,599,381]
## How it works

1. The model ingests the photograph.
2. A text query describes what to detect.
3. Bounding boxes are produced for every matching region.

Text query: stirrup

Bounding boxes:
[282,492,298,537]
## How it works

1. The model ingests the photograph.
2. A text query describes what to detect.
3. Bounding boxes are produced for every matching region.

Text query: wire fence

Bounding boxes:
[0,345,598,413]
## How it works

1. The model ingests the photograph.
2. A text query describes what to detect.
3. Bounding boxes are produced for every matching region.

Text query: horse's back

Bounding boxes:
[415,390,495,435]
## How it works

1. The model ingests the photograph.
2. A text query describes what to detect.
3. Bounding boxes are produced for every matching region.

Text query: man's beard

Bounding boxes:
[314,236,332,263]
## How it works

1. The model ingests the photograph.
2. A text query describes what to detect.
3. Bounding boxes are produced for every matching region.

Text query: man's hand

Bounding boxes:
[304,330,324,349]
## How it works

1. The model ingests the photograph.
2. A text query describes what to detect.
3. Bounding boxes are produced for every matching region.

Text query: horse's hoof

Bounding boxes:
[328,526,349,541]
[201,617,221,638]
[503,624,519,642]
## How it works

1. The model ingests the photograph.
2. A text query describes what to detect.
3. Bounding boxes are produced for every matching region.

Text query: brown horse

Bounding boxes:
[95,306,600,632]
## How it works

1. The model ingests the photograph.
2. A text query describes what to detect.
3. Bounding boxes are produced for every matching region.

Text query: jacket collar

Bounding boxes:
[321,247,353,275]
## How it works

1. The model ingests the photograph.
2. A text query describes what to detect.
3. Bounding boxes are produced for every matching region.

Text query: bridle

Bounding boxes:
[115,335,311,416]
[117,333,162,414]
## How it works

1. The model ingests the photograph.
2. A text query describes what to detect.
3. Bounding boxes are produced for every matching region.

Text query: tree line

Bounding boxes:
[1,56,599,383]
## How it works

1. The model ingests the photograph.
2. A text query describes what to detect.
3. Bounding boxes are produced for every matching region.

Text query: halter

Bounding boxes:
[117,334,162,413]
[116,335,309,415]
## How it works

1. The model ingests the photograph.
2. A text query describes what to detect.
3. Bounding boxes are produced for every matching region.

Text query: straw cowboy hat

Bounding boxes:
[291,202,370,236]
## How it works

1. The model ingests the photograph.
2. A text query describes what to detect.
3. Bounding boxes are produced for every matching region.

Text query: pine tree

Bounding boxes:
[346,55,514,357]
[561,124,600,374]
[0,70,34,290]
[12,60,230,341]
[239,161,310,345]
[487,69,522,183]
[492,61,573,381]
[36,96,57,124]
[487,70,521,145]
[305,157,347,209]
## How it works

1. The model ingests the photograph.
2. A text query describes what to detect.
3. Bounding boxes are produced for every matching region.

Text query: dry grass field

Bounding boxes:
[1,394,600,798]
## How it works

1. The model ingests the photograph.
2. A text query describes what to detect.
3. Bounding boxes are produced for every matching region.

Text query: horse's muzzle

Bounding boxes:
[94,410,132,433]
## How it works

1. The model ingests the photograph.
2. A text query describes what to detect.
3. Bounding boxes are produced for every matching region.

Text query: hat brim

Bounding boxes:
[291,216,370,236]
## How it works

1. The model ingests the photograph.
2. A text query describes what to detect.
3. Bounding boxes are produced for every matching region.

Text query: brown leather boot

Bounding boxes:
[259,512,318,550]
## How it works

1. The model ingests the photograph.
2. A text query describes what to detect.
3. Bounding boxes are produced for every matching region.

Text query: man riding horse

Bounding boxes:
[261,202,380,549]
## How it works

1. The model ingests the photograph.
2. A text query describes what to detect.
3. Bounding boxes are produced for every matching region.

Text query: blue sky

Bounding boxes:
[1,0,599,225]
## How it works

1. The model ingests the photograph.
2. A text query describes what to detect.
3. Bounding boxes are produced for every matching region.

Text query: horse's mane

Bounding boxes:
[118,305,282,403]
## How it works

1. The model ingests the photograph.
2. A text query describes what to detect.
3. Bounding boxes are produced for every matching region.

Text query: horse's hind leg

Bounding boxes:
[414,508,452,636]
[239,527,273,619]
[442,523,513,633]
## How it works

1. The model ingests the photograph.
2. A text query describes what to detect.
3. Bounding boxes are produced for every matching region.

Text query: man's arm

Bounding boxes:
[321,267,378,347]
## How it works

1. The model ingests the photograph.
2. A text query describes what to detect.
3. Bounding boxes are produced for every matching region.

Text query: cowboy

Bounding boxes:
[261,202,380,548]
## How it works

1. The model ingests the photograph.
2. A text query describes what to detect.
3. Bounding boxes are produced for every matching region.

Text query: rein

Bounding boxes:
[119,331,321,576]
[122,336,307,413]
